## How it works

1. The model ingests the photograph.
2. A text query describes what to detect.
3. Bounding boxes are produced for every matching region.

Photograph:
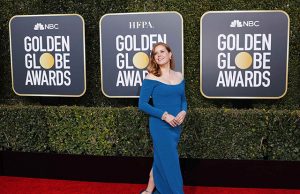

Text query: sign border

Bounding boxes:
[99,11,184,98]
[200,10,290,99]
[9,14,86,97]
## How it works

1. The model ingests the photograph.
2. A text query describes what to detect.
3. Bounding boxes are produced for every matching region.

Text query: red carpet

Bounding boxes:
[0,176,299,194]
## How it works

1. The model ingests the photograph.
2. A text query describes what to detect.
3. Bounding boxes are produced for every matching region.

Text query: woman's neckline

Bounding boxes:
[144,79,184,86]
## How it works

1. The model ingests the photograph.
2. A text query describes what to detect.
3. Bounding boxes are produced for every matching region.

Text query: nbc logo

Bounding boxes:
[34,23,45,30]
[34,23,59,30]
[230,20,242,27]
[230,20,260,27]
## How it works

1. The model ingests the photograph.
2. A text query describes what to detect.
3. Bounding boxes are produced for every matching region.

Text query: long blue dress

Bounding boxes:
[138,79,187,194]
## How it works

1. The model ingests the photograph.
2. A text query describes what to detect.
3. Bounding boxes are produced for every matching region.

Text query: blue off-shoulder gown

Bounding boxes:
[138,79,187,194]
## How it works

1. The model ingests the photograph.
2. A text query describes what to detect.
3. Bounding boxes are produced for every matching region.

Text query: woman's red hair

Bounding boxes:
[147,42,175,77]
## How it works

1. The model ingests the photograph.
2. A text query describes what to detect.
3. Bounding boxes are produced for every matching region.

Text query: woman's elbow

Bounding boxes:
[138,101,144,111]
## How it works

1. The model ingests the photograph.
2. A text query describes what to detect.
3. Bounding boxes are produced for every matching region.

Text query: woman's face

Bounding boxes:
[153,45,172,66]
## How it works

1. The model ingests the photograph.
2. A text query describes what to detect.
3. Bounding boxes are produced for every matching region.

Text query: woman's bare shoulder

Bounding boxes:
[145,73,159,81]
[174,71,184,80]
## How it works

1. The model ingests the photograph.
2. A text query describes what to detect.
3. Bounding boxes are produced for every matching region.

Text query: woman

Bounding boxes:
[138,42,187,194]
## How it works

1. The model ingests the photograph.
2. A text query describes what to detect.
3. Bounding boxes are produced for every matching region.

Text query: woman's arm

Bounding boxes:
[175,78,188,125]
[181,83,188,112]
[176,71,188,112]
[138,80,165,119]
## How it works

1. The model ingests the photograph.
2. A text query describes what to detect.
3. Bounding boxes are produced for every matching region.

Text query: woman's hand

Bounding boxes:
[174,111,186,125]
[164,114,177,127]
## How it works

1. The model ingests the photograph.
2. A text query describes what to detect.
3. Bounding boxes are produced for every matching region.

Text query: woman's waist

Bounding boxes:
[155,106,181,116]
[153,103,181,109]
[149,117,183,129]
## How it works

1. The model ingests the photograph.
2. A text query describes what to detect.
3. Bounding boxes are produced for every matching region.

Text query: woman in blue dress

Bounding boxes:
[138,42,187,194]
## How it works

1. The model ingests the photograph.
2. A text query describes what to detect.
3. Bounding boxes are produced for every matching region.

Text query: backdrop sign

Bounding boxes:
[200,11,289,99]
[100,12,183,98]
[9,14,86,97]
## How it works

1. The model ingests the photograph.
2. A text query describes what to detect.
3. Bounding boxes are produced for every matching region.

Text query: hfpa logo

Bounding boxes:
[230,20,260,27]
[34,23,59,30]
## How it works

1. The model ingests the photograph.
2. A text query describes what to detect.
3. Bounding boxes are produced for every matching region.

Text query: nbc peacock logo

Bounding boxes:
[33,22,59,30]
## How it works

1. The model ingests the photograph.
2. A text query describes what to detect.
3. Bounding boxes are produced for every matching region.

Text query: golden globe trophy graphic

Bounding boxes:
[100,12,184,98]
[10,14,86,97]
[39,53,55,69]
[235,52,253,70]
[132,52,149,69]
[200,11,289,99]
